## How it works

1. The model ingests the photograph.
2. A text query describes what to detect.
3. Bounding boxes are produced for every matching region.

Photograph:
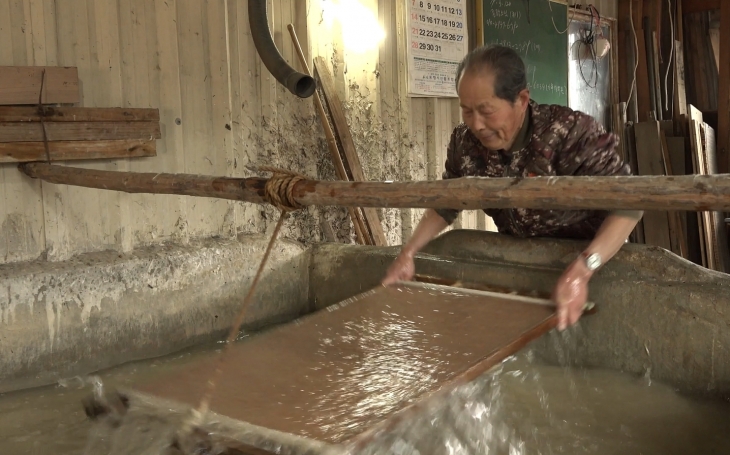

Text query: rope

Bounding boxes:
[175,165,307,446]
[258,165,308,212]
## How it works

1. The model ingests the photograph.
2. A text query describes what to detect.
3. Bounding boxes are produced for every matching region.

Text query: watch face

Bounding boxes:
[586,253,601,270]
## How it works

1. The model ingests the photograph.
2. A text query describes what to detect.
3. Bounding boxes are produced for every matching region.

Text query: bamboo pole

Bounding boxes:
[18,162,730,212]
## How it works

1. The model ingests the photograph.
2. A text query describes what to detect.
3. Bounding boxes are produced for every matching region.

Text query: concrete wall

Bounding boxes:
[309,230,730,398]
[0,234,309,394]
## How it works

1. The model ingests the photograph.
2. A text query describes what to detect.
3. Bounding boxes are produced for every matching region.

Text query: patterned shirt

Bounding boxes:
[435,100,634,240]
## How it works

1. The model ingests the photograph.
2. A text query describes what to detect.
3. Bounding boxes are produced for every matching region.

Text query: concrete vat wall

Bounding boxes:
[4,227,728,399]
[309,230,730,398]
[0,235,309,394]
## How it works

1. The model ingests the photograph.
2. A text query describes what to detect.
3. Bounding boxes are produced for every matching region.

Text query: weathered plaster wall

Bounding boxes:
[0,0,491,266]
[0,235,309,394]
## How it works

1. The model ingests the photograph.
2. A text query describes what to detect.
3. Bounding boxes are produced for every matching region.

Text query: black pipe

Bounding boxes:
[248,0,316,98]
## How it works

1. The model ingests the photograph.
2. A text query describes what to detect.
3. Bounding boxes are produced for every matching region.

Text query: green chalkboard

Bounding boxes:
[480,0,568,106]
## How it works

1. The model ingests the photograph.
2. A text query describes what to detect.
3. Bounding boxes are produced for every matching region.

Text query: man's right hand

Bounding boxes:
[382,252,415,286]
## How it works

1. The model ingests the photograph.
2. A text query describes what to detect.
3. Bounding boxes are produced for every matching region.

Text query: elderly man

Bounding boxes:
[383,45,642,331]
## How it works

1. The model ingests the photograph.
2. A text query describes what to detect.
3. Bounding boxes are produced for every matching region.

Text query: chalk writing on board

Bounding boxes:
[491,9,521,19]
[480,0,569,106]
[490,38,541,57]
[483,17,519,33]
[526,64,567,95]
[407,0,469,97]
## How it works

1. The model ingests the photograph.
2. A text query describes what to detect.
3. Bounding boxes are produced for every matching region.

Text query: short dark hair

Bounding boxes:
[455,45,528,103]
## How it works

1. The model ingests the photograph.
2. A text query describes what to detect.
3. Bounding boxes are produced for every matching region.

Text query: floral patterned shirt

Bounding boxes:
[434,100,635,240]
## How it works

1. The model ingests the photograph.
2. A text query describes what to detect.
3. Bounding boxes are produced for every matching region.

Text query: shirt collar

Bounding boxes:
[507,102,533,154]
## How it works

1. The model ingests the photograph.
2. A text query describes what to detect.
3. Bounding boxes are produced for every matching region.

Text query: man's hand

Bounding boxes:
[552,257,592,331]
[382,252,415,286]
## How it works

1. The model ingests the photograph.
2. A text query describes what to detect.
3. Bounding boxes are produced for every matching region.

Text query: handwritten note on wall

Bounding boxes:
[481,0,568,106]
[407,0,469,97]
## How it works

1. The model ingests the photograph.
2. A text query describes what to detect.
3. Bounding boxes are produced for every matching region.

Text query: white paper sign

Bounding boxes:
[406,0,469,97]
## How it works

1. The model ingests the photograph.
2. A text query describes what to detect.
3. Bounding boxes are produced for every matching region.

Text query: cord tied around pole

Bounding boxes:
[256,165,308,212]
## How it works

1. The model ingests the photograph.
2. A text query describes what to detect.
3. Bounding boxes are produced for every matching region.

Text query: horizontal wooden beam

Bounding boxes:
[0,140,156,163]
[682,0,719,15]
[0,121,161,142]
[18,163,730,212]
[0,66,80,105]
[20,163,266,202]
[0,106,160,122]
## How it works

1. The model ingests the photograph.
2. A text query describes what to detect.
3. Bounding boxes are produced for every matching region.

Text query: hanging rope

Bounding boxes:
[176,166,308,444]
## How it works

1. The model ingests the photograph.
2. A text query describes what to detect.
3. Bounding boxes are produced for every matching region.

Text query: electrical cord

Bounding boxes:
[577,5,600,88]
[548,0,576,34]
[625,0,640,120]
[663,0,675,113]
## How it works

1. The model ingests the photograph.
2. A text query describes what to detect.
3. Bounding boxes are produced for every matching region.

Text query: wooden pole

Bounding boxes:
[18,162,730,212]
[286,23,370,245]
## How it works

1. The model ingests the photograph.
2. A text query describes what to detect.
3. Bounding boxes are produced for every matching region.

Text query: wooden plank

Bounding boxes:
[20,163,730,213]
[287,23,369,245]
[660,131,688,258]
[624,123,644,243]
[673,40,687,119]
[665,136,687,175]
[313,56,387,246]
[666,135,689,257]
[701,123,730,272]
[689,118,709,267]
[681,0,719,15]
[718,0,730,174]
[633,0,652,121]
[0,121,161,142]
[651,31,663,120]
[0,66,79,104]
[633,121,673,251]
[0,106,160,122]
[0,139,156,163]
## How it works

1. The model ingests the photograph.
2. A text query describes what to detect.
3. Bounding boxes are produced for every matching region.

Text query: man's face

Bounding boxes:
[458,70,529,151]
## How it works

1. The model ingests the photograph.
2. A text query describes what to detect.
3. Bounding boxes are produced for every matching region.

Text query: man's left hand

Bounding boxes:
[552,258,592,331]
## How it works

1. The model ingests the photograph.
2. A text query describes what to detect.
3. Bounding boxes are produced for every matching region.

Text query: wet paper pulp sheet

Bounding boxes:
[136,282,556,445]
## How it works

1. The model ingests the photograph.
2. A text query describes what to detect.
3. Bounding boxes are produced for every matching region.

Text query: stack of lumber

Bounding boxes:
[0,66,159,164]
[617,0,730,272]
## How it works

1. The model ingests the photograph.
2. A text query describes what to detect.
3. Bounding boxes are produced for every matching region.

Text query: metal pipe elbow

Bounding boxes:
[248,0,316,98]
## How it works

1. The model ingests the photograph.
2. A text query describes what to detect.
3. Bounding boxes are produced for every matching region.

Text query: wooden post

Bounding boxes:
[18,163,730,212]
[718,1,730,174]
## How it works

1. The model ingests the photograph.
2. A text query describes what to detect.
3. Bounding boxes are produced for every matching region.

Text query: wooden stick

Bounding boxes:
[19,162,730,212]
[286,24,370,245]
[313,57,388,246]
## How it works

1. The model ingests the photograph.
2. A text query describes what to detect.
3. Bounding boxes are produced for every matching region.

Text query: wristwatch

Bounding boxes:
[581,251,602,272]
